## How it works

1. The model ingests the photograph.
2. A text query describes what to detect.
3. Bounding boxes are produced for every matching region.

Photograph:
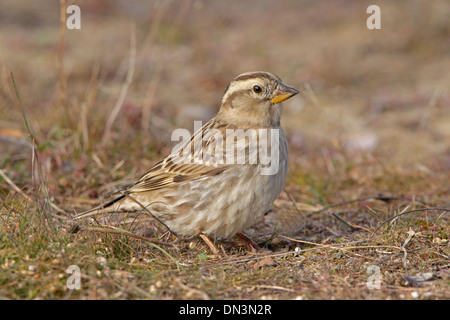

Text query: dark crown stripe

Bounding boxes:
[233,72,273,82]
[234,71,282,84]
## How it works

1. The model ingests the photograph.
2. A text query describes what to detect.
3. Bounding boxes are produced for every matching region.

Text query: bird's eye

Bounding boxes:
[253,85,262,93]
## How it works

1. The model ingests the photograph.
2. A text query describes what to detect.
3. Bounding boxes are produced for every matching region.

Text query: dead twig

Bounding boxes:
[11,72,62,226]
[330,212,371,232]
[277,234,400,252]
[217,236,391,266]
[76,225,171,246]
[124,194,178,238]
[371,207,450,236]
[0,168,32,202]
[309,194,432,216]
[101,24,136,146]
[401,228,416,271]
[74,224,180,267]
[175,279,210,300]
[283,188,307,218]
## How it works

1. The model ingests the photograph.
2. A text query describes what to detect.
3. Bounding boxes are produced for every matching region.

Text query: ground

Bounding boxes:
[0,0,449,300]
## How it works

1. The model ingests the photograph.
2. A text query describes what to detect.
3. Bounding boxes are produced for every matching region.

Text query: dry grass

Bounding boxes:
[0,0,449,300]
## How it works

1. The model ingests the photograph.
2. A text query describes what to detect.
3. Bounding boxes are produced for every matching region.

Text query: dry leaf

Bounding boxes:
[253,257,277,269]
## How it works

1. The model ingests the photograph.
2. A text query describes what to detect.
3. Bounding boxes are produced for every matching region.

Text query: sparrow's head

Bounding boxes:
[218,71,299,127]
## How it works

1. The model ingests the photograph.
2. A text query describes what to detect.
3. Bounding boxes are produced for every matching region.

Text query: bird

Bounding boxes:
[72,71,299,254]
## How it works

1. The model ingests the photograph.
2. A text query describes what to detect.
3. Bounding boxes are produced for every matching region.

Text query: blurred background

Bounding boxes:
[0,0,449,206]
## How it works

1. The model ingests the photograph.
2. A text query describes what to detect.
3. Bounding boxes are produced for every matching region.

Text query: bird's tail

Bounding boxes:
[72,194,126,221]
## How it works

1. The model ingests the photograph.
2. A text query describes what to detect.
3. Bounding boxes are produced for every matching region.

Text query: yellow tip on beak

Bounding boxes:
[271,83,299,104]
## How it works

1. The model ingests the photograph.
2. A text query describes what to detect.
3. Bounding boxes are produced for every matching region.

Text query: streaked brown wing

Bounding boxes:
[126,119,231,193]
[127,163,229,192]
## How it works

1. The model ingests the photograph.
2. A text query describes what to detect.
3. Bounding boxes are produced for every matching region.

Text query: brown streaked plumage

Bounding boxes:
[72,71,299,253]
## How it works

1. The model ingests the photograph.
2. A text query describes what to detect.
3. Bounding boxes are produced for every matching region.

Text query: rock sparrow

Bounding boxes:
[72,71,299,254]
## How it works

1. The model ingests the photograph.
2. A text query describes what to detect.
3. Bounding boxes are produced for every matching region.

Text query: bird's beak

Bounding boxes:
[271,83,299,104]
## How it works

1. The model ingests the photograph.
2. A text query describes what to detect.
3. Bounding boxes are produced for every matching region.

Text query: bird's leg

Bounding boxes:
[199,233,220,255]
[235,232,266,252]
